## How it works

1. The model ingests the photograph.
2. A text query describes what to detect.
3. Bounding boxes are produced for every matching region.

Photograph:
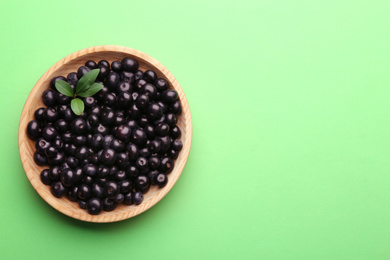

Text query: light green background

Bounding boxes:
[1,0,390,259]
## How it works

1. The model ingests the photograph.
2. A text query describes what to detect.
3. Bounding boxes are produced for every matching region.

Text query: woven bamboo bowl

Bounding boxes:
[18,45,192,223]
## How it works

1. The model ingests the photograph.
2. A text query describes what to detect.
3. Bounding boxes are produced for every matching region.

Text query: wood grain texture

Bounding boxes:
[18,45,192,223]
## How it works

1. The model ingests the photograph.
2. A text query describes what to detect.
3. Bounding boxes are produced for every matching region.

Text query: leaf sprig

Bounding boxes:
[55,69,103,115]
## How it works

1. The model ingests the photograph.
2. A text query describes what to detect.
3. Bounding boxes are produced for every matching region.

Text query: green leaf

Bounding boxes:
[55,80,74,97]
[77,83,104,97]
[70,98,85,115]
[76,69,100,94]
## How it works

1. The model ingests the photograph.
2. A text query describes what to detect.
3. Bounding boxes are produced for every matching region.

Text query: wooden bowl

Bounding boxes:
[18,45,192,222]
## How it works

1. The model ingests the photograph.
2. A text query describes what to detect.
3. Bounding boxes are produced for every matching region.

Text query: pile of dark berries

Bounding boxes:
[26,57,183,215]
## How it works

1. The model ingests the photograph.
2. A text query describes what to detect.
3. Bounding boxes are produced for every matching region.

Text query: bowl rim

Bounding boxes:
[18,45,192,223]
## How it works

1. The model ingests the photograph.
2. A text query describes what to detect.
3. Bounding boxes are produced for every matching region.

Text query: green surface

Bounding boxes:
[1,0,390,259]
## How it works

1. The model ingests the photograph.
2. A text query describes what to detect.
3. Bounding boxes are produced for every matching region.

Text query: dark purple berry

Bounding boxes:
[155,123,170,136]
[36,138,50,155]
[97,66,109,81]
[55,119,69,132]
[67,73,78,86]
[74,168,84,183]
[111,60,121,72]
[34,107,46,121]
[131,128,147,146]
[49,166,62,181]
[87,114,99,127]
[155,78,169,92]
[161,90,179,103]
[133,191,144,205]
[56,92,71,105]
[117,81,131,92]
[123,192,134,205]
[66,186,79,202]
[127,103,141,119]
[89,133,103,150]
[159,157,174,174]
[142,83,157,100]
[62,108,75,122]
[98,60,110,69]
[148,139,161,154]
[102,135,114,149]
[103,198,117,211]
[143,70,157,83]
[172,139,183,151]
[99,148,117,165]
[101,108,115,125]
[85,60,97,69]
[157,101,169,114]
[42,90,57,107]
[40,169,52,185]
[155,173,168,188]
[106,71,120,90]
[50,181,67,198]
[47,152,65,166]
[83,164,98,177]
[45,146,58,158]
[98,165,110,178]
[77,66,91,79]
[72,135,87,146]
[165,113,177,127]
[84,97,96,108]
[104,181,119,199]
[92,183,104,198]
[134,79,147,92]
[104,93,116,107]
[159,136,171,153]
[170,126,181,139]
[121,57,139,72]
[117,92,132,108]
[120,71,135,83]
[147,103,163,120]
[148,156,160,170]
[135,175,150,193]
[126,143,139,161]
[83,175,94,185]
[27,120,41,140]
[114,193,124,203]
[66,156,78,169]
[137,115,149,127]
[135,157,148,170]
[87,198,103,215]
[60,168,76,187]
[115,125,131,141]
[148,170,159,185]
[77,184,92,200]
[119,180,132,193]
[116,153,129,169]
[135,94,150,110]
[170,100,182,115]
[135,70,143,80]
[167,149,179,159]
[34,152,48,166]
[79,200,87,209]
[111,138,125,152]
[114,170,127,181]
[71,118,87,135]
[126,165,139,178]
[114,112,126,126]
[75,146,89,160]
[44,108,59,122]
[50,76,67,90]
[95,123,109,135]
